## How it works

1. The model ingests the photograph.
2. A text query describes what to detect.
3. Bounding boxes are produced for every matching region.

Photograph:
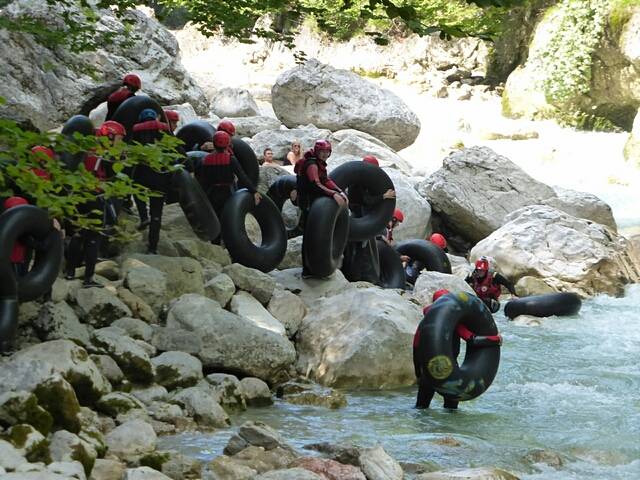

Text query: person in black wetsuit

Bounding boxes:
[194,130,261,242]
[465,256,517,313]
[65,121,125,287]
[414,289,502,409]
[342,155,395,284]
[294,140,347,279]
[130,108,171,254]
[105,74,141,121]
[404,233,449,286]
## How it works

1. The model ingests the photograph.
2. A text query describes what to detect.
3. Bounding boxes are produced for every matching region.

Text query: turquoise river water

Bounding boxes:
[160,285,640,479]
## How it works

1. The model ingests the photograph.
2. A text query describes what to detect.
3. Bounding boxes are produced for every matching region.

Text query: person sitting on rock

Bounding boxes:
[164,109,180,133]
[342,155,395,284]
[286,140,303,166]
[405,232,449,286]
[65,120,125,287]
[465,256,516,313]
[263,148,275,165]
[195,130,261,243]
[295,139,347,278]
[414,289,502,410]
[106,73,141,121]
[130,109,171,254]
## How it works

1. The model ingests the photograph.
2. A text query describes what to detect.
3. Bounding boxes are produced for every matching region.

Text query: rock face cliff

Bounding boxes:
[0,1,207,131]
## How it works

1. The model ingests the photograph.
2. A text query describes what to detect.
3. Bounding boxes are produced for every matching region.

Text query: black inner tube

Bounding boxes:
[231,138,260,190]
[111,95,168,142]
[376,239,406,289]
[172,168,220,242]
[221,190,287,272]
[329,162,396,242]
[303,197,350,278]
[60,115,96,170]
[0,206,62,350]
[421,292,500,401]
[504,292,582,319]
[395,239,452,274]
[176,121,215,152]
[266,175,301,238]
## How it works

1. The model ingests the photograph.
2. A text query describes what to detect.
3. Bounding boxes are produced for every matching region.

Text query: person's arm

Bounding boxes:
[231,156,256,193]
[455,324,474,341]
[306,164,340,197]
[362,190,383,205]
[494,273,516,295]
[412,328,422,378]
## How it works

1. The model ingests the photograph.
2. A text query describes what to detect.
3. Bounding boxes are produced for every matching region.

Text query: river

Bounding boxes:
[160,284,640,479]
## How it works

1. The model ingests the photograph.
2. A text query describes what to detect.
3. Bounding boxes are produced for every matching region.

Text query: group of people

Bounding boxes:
[262,140,304,167]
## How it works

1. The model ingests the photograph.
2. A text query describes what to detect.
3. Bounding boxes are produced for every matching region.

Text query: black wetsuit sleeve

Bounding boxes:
[231,156,256,193]
[494,273,516,295]
[465,274,473,285]
[362,190,383,205]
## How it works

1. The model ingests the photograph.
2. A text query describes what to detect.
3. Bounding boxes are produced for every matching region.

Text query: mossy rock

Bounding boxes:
[139,450,171,471]
[96,392,146,418]
[2,424,51,463]
[0,391,53,435]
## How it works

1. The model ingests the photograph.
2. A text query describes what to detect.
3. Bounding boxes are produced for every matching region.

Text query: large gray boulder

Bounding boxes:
[171,386,229,428]
[384,169,431,241]
[126,255,204,298]
[412,272,475,306]
[74,287,132,329]
[270,269,353,307]
[221,116,282,138]
[470,205,640,297]
[542,186,617,231]
[91,328,155,384]
[9,340,111,404]
[33,302,90,348]
[166,294,296,383]
[272,59,420,151]
[248,126,332,163]
[211,88,260,118]
[418,147,556,244]
[151,352,203,390]
[328,135,412,174]
[104,420,156,459]
[230,292,287,337]
[0,3,206,131]
[296,288,421,388]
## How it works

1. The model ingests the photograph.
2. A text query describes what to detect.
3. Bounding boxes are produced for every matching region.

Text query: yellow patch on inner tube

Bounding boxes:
[457,292,469,302]
[427,355,453,380]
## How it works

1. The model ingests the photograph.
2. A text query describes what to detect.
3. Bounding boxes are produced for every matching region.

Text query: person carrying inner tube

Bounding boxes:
[342,155,395,284]
[465,256,516,313]
[65,121,125,287]
[295,139,347,279]
[194,130,261,243]
[106,73,141,121]
[130,109,171,254]
[381,208,404,247]
[414,289,502,409]
[405,233,449,286]
[164,110,180,133]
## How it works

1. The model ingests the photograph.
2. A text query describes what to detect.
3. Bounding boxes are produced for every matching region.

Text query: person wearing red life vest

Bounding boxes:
[294,139,347,278]
[413,289,502,409]
[105,73,141,121]
[465,256,516,313]
[3,196,30,277]
[194,130,261,243]
[164,110,179,133]
[129,109,172,254]
[65,120,126,287]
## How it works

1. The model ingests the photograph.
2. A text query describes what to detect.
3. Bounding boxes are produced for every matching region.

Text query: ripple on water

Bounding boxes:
[159,285,640,479]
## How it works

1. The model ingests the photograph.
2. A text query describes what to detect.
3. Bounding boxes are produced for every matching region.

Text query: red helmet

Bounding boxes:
[164,110,179,122]
[4,196,28,210]
[213,130,231,149]
[392,208,404,223]
[432,289,450,302]
[217,120,236,136]
[362,155,379,167]
[430,233,447,249]
[97,121,126,138]
[475,257,490,271]
[314,140,332,155]
[31,146,55,160]
[122,73,141,90]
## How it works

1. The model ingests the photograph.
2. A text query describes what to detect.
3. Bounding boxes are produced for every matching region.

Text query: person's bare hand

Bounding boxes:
[383,189,396,199]
[333,193,346,207]
[201,142,214,152]
[400,255,410,262]
[254,192,262,205]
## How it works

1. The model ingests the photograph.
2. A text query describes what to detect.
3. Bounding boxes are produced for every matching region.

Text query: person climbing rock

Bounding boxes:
[404,232,449,286]
[295,139,347,278]
[414,289,502,409]
[342,155,395,284]
[130,109,171,254]
[194,130,261,242]
[381,208,404,248]
[465,256,517,313]
[106,73,141,121]
[164,109,180,133]
[65,120,125,287]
